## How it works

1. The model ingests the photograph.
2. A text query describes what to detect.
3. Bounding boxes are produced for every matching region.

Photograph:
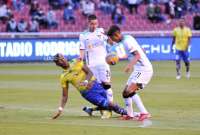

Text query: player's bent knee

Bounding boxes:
[122,91,136,98]
[101,82,111,90]
[122,83,140,98]
[185,62,190,66]
[136,83,144,89]
[99,100,110,109]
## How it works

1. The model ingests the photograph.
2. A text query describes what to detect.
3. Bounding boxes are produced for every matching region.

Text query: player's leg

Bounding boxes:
[89,66,113,102]
[182,50,190,78]
[123,70,153,121]
[123,83,148,113]
[122,71,143,119]
[82,66,112,118]
[175,50,182,79]
[84,92,127,116]
[99,65,113,118]
[107,102,127,116]
[82,106,102,116]
[98,82,113,119]
[123,83,151,121]
[99,65,113,103]
[81,82,127,116]
[122,85,134,119]
[105,87,113,102]
[82,66,101,115]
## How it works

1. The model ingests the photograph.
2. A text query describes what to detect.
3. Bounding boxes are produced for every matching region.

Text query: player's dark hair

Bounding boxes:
[107,25,120,37]
[53,53,63,62]
[88,14,97,21]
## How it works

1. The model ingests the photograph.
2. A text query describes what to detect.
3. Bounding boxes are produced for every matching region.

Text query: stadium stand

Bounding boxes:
[0,0,198,32]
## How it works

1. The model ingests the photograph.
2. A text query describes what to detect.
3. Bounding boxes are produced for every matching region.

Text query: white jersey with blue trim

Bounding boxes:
[109,35,153,71]
[79,28,108,67]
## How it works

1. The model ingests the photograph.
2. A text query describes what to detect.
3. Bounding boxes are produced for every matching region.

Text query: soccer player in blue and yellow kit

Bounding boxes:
[52,53,127,119]
[172,18,192,79]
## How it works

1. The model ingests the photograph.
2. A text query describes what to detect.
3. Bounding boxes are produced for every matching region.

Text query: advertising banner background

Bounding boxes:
[0,38,80,62]
[0,37,199,62]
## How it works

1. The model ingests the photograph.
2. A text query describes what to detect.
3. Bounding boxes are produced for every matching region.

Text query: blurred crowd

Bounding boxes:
[0,0,200,32]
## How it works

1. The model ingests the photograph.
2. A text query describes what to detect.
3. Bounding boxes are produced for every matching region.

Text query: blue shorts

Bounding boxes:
[80,81,109,108]
[175,50,190,62]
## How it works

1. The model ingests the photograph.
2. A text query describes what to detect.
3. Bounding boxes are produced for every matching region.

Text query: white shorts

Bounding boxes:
[89,64,111,83]
[127,70,153,89]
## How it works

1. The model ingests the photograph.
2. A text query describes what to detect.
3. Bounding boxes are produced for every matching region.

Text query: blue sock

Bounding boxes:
[110,104,127,115]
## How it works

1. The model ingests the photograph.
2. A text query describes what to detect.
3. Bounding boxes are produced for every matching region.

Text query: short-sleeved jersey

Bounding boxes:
[109,35,153,72]
[79,28,108,67]
[60,59,95,91]
[173,26,192,51]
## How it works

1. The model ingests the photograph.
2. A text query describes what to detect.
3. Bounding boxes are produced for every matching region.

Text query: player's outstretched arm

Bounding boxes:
[52,86,69,119]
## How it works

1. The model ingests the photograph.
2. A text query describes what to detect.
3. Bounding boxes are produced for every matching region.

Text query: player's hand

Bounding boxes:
[79,81,93,89]
[86,82,93,89]
[79,80,88,87]
[52,109,63,119]
[124,64,133,73]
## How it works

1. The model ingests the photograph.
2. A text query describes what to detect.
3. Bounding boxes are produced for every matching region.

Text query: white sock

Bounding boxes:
[124,98,133,117]
[106,88,113,102]
[132,94,148,114]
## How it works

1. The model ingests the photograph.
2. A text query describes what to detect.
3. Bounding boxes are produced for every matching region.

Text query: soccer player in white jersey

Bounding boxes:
[107,25,153,121]
[79,15,113,118]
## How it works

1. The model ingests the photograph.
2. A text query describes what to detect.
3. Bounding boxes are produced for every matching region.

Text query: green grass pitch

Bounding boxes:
[0,61,200,135]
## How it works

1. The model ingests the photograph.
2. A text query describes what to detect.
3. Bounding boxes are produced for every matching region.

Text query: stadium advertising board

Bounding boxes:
[0,37,199,62]
[0,38,80,62]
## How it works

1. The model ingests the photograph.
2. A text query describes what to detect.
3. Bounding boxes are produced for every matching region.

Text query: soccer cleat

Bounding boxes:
[119,114,141,121]
[119,115,134,120]
[82,106,93,116]
[101,110,112,119]
[133,112,140,118]
[138,113,151,121]
[176,75,181,80]
[186,72,190,79]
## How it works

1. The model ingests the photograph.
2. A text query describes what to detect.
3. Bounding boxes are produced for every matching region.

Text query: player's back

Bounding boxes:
[79,28,108,67]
